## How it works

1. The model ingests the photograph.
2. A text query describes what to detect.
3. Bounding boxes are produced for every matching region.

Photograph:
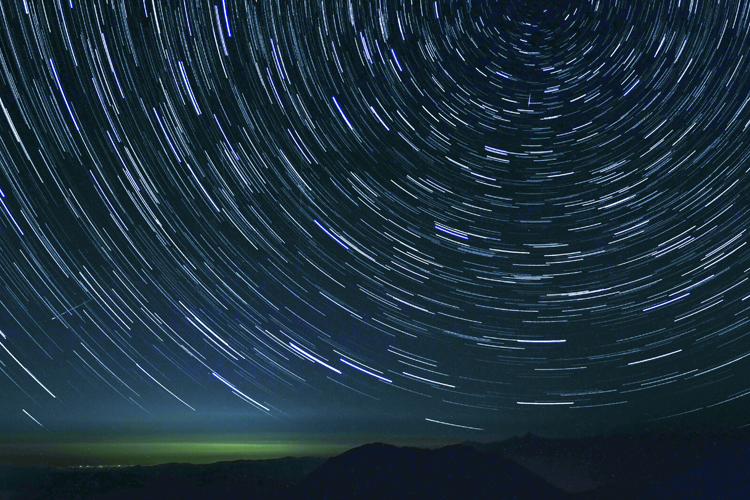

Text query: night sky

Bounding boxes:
[2,0,750,464]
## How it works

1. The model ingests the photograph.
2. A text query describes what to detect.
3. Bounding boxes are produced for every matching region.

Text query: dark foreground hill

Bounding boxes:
[1,445,569,500]
[284,442,571,499]
[2,425,748,499]
[466,424,750,498]
[0,457,325,500]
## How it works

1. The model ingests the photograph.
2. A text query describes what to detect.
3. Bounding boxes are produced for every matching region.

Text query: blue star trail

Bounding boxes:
[1,0,749,438]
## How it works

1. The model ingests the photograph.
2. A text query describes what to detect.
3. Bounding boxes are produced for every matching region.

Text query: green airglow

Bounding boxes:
[0,436,352,467]
[0,432,464,467]
[56,441,350,466]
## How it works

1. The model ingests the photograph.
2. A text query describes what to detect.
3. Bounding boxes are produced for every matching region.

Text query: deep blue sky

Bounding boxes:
[1,0,750,457]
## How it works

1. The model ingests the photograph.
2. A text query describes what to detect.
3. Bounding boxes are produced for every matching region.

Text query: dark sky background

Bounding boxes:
[2,0,750,459]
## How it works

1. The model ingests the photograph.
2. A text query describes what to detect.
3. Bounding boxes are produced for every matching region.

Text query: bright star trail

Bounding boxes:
[1,0,750,447]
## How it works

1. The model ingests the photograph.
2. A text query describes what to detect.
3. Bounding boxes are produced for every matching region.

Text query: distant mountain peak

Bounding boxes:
[288,440,571,500]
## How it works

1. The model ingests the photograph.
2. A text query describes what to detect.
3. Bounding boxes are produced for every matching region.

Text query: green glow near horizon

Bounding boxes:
[57,441,351,466]
[0,440,353,467]
[0,433,465,467]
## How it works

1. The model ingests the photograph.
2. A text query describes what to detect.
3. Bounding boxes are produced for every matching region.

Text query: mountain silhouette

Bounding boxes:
[283,442,572,499]
[2,425,748,499]
[464,425,750,497]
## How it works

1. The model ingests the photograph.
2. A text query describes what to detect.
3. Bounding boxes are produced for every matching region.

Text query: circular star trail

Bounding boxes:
[1,0,750,435]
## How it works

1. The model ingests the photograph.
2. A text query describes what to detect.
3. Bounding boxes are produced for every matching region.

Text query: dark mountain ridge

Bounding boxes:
[284,442,571,499]
[464,424,750,498]
[2,425,748,499]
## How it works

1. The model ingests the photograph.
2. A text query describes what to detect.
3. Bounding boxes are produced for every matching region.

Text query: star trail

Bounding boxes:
[1,0,750,444]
